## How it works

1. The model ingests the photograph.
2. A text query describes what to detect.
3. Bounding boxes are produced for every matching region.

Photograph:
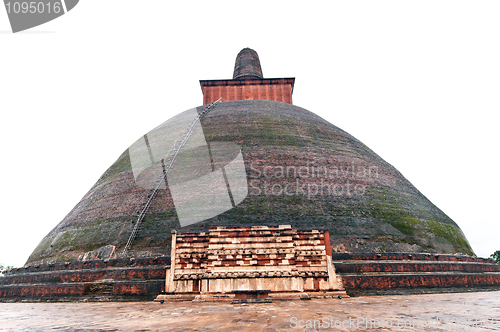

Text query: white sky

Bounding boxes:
[1,1,498,267]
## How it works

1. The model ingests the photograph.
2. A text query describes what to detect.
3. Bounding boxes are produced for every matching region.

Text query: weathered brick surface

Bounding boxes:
[332,252,500,292]
[342,273,500,290]
[331,252,491,263]
[2,250,500,300]
[0,281,164,298]
[0,284,90,298]
[0,270,105,285]
[200,79,294,105]
[0,257,168,300]
[1,268,167,286]
[113,280,164,296]
[335,262,500,274]
[7,257,170,275]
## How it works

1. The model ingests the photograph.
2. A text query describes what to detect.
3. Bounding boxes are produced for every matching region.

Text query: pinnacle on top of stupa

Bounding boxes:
[233,48,264,80]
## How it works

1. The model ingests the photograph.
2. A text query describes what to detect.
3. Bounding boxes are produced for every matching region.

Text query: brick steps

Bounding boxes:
[2,252,499,301]
[331,252,500,295]
[342,273,500,291]
[0,258,167,301]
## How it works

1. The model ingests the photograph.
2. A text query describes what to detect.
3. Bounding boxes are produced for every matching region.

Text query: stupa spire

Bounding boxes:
[233,48,264,80]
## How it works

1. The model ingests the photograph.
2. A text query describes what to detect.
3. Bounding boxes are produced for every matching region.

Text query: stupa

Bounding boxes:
[2,48,498,302]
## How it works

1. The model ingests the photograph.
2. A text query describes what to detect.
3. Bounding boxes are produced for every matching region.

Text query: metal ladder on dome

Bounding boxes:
[121,98,224,254]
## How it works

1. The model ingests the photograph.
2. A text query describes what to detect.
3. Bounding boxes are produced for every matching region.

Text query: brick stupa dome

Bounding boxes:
[27,49,474,266]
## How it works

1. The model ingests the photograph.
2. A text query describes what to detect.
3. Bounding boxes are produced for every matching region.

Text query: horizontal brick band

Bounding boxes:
[5,257,170,275]
[331,252,493,263]
[335,261,500,274]
[342,273,500,290]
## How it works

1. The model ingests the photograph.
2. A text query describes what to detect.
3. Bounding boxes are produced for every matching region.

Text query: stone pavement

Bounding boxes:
[0,291,499,331]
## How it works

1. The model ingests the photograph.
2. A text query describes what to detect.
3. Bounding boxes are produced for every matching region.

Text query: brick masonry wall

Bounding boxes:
[1,257,167,299]
[0,281,165,298]
[5,257,170,275]
[2,251,499,300]
[0,284,90,298]
[113,280,164,296]
[342,273,500,290]
[335,262,500,274]
[331,252,493,263]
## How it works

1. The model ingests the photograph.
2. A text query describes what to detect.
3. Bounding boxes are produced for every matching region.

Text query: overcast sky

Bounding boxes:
[1,1,499,267]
